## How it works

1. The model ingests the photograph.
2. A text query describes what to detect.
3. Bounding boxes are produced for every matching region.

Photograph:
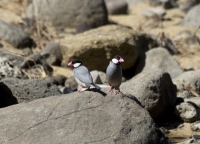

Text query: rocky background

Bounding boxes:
[0,0,200,143]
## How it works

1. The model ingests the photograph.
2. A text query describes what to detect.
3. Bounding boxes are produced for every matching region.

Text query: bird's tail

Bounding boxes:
[91,83,101,90]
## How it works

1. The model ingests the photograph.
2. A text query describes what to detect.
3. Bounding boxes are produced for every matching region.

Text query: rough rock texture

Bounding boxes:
[121,70,177,123]
[26,0,108,29]
[61,25,146,71]
[0,82,17,108]
[178,0,200,12]
[0,20,34,48]
[65,76,78,91]
[0,91,168,144]
[191,121,200,131]
[135,48,182,78]
[183,4,200,28]
[173,71,200,96]
[174,102,197,123]
[105,0,128,14]
[40,42,62,66]
[0,57,28,80]
[1,78,61,103]
[185,97,200,108]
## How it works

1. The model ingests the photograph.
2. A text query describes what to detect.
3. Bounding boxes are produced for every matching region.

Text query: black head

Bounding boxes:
[68,59,83,68]
[111,55,124,65]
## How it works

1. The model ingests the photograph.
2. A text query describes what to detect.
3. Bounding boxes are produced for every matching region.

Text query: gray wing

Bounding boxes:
[74,65,93,85]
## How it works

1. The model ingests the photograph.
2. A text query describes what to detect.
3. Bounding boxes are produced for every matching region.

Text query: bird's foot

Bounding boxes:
[115,90,120,95]
[77,88,83,92]
[108,86,113,93]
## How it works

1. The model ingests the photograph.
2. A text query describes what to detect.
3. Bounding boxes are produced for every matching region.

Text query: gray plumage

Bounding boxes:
[106,61,122,91]
[74,65,101,90]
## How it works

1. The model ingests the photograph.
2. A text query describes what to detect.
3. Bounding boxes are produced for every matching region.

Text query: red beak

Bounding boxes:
[68,61,73,66]
[119,57,124,62]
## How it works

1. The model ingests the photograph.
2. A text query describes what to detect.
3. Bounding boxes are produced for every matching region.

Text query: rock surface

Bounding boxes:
[0,20,34,48]
[135,47,182,78]
[185,97,200,108]
[121,70,177,123]
[173,71,200,96]
[183,4,200,28]
[61,25,146,71]
[0,57,28,80]
[0,91,168,144]
[40,42,62,66]
[26,0,108,29]
[174,102,197,123]
[1,78,61,103]
[105,0,128,14]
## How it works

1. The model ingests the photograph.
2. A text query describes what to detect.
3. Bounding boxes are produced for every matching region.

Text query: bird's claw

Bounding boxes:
[115,90,120,95]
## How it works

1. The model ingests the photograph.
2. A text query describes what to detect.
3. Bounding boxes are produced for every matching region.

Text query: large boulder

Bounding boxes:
[26,0,108,29]
[173,71,200,96]
[61,25,146,71]
[183,4,200,28]
[135,47,182,78]
[0,20,34,49]
[121,70,177,123]
[0,91,168,144]
[0,78,61,103]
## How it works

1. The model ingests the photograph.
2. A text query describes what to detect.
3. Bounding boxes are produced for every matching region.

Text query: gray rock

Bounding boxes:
[149,0,178,9]
[152,32,180,54]
[105,0,128,14]
[177,136,197,144]
[191,121,200,131]
[135,48,182,78]
[0,20,34,49]
[0,91,168,144]
[65,76,78,91]
[26,0,108,29]
[1,78,61,103]
[20,53,53,75]
[121,70,177,123]
[174,102,197,123]
[59,86,73,94]
[173,71,200,96]
[52,75,67,86]
[98,71,108,84]
[90,70,102,84]
[183,4,200,28]
[179,0,200,12]
[142,7,166,18]
[44,77,58,85]
[40,42,62,66]
[60,25,147,71]
[185,97,200,108]
[0,57,28,80]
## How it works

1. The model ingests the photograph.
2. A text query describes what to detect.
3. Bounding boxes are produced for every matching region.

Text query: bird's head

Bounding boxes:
[68,59,82,68]
[111,55,124,65]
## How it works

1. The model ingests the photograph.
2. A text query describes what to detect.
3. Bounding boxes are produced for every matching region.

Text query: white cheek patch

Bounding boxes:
[73,63,81,68]
[112,58,118,64]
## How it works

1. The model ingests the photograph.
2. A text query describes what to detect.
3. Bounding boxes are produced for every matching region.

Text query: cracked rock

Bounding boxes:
[0,91,168,144]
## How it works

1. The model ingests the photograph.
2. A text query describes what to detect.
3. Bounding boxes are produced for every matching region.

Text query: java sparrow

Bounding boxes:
[106,55,124,94]
[68,59,101,92]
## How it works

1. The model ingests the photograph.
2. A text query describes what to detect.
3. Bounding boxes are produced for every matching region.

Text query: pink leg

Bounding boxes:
[77,88,83,92]
[109,86,113,92]
[115,89,120,94]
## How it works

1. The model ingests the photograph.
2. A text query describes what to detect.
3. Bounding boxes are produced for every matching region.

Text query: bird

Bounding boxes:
[106,55,124,94]
[68,59,101,92]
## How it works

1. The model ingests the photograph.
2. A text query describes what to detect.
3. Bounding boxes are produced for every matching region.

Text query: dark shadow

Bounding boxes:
[125,94,142,107]
[86,88,107,96]
[0,82,18,108]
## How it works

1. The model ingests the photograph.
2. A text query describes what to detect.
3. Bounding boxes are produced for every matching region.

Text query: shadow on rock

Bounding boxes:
[86,88,107,96]
[0,82,18,108]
